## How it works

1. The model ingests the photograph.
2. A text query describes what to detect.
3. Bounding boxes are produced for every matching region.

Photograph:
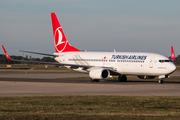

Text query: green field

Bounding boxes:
[0,96,180,120]
[0,64,76,73]
[0,64,67,70]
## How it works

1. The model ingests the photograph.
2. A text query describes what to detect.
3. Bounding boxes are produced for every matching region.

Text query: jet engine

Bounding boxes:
[137,75,156,79]
[89,68,110,79]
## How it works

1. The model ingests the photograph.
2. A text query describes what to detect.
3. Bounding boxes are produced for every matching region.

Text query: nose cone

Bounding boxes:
[169,63,176,74]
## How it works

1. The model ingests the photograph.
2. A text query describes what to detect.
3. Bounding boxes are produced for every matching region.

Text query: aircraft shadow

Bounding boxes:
[0,78,180,84]
[105,80,180,84]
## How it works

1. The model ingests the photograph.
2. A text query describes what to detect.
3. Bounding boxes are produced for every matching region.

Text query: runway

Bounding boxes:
[0,72,180,96]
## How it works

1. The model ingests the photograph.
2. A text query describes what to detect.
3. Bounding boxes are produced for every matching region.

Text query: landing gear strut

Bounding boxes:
[118,75,127,82]
[158,75,166,84]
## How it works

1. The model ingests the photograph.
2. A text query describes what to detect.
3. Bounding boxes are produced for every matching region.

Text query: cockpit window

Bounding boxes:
[159,59,171,63]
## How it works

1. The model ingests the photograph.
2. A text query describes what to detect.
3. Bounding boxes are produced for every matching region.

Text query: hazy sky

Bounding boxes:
[1,0,180,58]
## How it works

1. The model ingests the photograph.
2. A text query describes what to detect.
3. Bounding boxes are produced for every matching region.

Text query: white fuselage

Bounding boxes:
[54,51,176,77]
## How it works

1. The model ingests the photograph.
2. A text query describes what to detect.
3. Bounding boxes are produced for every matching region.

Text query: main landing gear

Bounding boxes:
[118,75,127,82]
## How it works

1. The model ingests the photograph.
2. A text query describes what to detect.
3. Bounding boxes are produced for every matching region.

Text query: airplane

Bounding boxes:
[2,13,177,84]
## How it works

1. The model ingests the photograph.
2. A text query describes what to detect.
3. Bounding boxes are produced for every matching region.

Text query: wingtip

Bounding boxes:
[2,45,6,53]
[2,45,4,49]
[1,45,13,61]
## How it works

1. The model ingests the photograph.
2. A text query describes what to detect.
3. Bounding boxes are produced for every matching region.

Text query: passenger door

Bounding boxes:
[149,57,154,68]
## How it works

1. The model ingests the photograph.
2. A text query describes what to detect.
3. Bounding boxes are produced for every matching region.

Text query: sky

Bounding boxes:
[1,0,180,58]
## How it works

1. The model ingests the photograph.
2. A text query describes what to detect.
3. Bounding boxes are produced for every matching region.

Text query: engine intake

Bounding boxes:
[89,68,110,79]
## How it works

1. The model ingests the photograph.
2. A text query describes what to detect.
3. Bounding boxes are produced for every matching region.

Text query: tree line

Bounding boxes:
[173,55,180,65]
[0,54,55,64]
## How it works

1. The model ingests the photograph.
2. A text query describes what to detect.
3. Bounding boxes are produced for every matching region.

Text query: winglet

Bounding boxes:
[2,45,13,61]
[171,46,175,61]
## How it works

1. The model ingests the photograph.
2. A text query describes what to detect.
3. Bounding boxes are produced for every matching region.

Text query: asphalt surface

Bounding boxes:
[0,72,180,96]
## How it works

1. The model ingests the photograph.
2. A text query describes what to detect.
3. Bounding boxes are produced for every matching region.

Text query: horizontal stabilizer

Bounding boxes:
[18,50,58,57]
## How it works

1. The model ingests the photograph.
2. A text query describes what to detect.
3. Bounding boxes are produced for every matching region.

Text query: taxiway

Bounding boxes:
[0,72,179,96]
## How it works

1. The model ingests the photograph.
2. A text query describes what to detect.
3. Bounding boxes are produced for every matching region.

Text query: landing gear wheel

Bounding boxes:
[118,76,122,82]
[118,75,127,82]
[95,79,100,82]
[122,75,127,82]
[158,79,164,84]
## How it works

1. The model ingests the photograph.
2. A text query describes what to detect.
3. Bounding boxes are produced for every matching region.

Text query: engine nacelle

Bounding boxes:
[89,68,110,79]
[137,75,156,79]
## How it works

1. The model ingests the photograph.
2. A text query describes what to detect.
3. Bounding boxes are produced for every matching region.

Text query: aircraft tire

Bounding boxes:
[122,75,127,82]
[158,79,164,84]
[118,76,122,82]
[96,79,100,82]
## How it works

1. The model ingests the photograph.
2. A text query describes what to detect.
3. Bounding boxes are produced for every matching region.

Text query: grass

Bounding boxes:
[0,96,180,120]
[0,64,76,73]
[0,64,67,70]
[0,70,76,74]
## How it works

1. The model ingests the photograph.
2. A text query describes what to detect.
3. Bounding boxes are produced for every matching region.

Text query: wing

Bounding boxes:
[2,45,118,74]
[17,50,58,57]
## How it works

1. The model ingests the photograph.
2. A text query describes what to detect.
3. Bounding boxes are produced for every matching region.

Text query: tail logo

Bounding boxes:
[54,27,67,52]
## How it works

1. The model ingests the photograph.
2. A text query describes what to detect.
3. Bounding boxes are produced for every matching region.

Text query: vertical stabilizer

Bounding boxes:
[51,13,80,53]
[171,46,175,61]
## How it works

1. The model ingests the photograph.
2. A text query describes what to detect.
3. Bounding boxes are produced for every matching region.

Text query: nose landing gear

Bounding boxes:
[158,78,165,84]
[158,75,166,84]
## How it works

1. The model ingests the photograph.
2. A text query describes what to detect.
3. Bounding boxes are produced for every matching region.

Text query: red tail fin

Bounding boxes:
[51,13,80,53]
[171,46,175,61]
